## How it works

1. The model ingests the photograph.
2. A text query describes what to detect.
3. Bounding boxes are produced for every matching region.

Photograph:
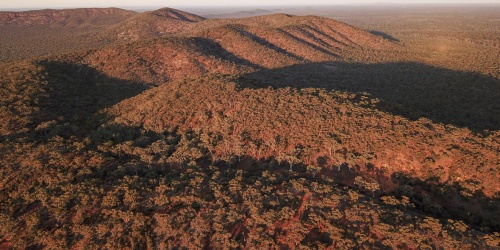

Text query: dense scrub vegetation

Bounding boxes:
[0,97,498,248]
[1,64,498,248]
[1,130,498,249]
[0,6,499,249]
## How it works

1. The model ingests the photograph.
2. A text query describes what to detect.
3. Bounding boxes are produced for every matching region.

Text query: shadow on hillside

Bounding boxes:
[278,30,340,59]
[0,60,149,142]
[240,61,500,132]
[369,30,400,42]
[236,29,307,61]
[387,172,500,232]
[192,37,263,69]
[204,155,499,232]
[67,123,500,233]
[36,60,149,128]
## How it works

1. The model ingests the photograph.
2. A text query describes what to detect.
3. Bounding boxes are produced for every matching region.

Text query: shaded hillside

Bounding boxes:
[0,25,109,64]
[0,60,147,136]
[245,62,500,132]
[0,7,206,63]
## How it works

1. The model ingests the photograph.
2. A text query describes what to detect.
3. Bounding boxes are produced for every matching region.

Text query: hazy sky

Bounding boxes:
[1,0,499,9]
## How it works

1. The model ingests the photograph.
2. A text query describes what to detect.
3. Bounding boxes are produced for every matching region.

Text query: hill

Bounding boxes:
[83,37,255,85]
[149,7,206,22]
[110,73,499,222]
[114,8,205,41]
[204,8,275,18]
[186,14,398,67]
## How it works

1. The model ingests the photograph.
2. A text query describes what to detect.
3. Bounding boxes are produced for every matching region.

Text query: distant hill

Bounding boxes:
[79,37,257,85]
[114,8,206,41]
[204,9,275,18]
[0,8,136,63]
[0,8,135,27]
